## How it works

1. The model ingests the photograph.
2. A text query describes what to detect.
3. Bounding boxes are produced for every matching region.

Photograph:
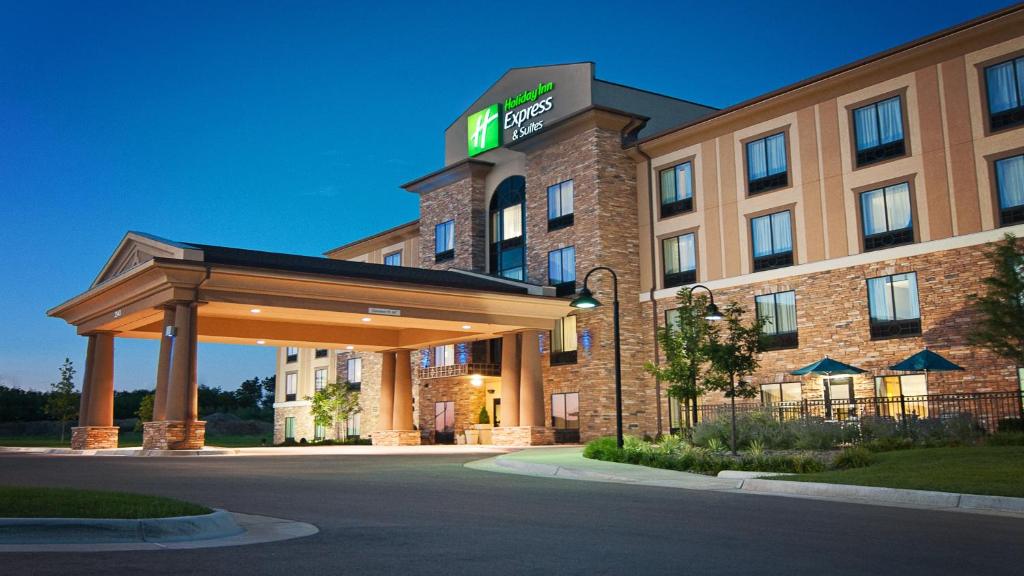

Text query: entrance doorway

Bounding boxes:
[434,401,455,444]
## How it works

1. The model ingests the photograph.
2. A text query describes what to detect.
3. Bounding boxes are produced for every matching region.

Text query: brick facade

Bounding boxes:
[142,420,206,450]
[70,426,119,450]
[418,165,489,272]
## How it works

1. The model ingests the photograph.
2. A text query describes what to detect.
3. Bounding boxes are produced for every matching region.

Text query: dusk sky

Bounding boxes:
[0,0,1012,392]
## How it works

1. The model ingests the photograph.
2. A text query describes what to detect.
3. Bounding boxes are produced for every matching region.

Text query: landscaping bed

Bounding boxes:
[0,487,210,519]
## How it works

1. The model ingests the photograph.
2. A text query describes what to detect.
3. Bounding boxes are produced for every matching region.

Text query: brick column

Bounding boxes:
[499,332,520,427]
[71,332,119,449]
[144,302,205,450]
[392,350,414,430]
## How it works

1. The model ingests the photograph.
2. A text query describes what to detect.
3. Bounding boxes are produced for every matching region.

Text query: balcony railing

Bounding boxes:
[417,363,500,380]
[691,391,1024,433]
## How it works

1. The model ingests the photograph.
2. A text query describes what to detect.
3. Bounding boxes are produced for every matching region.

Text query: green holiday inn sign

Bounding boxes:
[467,81,555,157]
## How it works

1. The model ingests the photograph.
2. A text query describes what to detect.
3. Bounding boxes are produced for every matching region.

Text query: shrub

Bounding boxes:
[747,439,765,457]
[863,436,914,453]
[583,437,625,462]
[791,419,856,450]
[705,437,727,453]
[986,431,1024,446]
[996,418,1024,433]
[832,446,874,470]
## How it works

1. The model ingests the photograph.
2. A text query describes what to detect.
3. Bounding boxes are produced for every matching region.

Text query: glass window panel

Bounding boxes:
[678,234,695,271]
[665,309,681,333]
[867,277,894,321]
[347,358,361,383]
[761,384,782,404]
[891,273,920,320]
[775,291,797,333]
[854,104,879,151]
[755,294,777,335]
[547,184,560,219]
[676,163,692,200]
[552,394,566,428]
[561,180,574,215]
[285,373,297,395]
[901,374,928,397]
[987,60,1018,113]
[490,212,499,242]
[660,167,676,205]
[663,237,681,274]
[885,183,912,230]
[565,393,580,429]
[751,215,773,257]
[562,247,575,282]
[830,378,851,401]
[502,204,522,239]
[766,133,787,175]
[876,97,903,144]
[562,315,577,352]
[548,251,561,284]
[314,368,326,391]
[780,382,801,402]
[771,211,792,252]
[996,155,1024,210]
[861,188,888,236]
[747,139,767,180]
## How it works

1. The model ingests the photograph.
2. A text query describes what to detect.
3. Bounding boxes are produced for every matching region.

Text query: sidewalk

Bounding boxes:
[466,447,1024,518]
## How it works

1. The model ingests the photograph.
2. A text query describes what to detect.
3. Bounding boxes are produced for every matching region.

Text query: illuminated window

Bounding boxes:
[551,315,577,366]
[314,368,326,392]
[547,179,574,230]
[662,233,696,288]
[547,246,576,296]
[285,372,297,402]
[433,344,455,367]
[551,392,580,443]
[659,161,693,217]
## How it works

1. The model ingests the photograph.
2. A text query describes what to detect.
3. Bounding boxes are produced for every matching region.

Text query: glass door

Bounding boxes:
[434,401,455,444]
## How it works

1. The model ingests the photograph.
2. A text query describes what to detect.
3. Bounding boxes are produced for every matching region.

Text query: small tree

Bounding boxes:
[644,290,715,429]
[704,302,766,455]
[134,392,155,432]
[969,233,1024,367]
[45,358,78,444]
[308,379,362,440]
[478,405,490,425]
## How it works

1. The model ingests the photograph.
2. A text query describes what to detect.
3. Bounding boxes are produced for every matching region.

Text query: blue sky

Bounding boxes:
[0,0,1012,391]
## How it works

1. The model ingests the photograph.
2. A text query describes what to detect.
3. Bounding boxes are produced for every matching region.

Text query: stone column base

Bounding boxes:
[371,430,421,446]
[142,420,206,450]
[70,426,119,450]
[491,426,554,446]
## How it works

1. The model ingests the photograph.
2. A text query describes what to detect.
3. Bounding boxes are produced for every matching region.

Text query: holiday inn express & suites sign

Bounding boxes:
[467,81,555,156]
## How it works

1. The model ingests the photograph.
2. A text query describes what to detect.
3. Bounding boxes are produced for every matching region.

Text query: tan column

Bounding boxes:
[392,349,413,430]
[86,332,115,427]
[77,334,97,427]
[377,351,396,431]
[519,330,544,427]
[164,303,196,421]
[186,304,199,421]
[500,332,521,427]
[152,307,175,421]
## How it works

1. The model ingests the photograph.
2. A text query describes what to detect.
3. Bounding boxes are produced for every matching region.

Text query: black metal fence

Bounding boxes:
[694,391,1024,433]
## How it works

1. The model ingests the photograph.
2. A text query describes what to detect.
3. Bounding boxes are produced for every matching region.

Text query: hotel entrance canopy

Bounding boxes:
[48,232,572,450]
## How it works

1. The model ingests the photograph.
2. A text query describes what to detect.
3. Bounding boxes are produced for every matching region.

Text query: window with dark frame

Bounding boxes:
[750,211,793,271]
[662,233,696,288]
[285,346,298,363]
[861,182,914,250]
[314,348,328,358]
[659,161,694,217]
[551,392,580,443]
[489,176,526,281]
[285,372,297,402]
[995,154,1024,227]
[384,251,402,266]
[746,132,788,194]
[853,96,906,166]
[760,382,801,404]
[314,367,326,392]
[434,220,455,263]
[550,315,578,366]
[755,291,798,350]
[284,417,295,441]
[547,179,574,231]
[866,272,921,339]
[547,246,576,296]
[985,55,1024,132]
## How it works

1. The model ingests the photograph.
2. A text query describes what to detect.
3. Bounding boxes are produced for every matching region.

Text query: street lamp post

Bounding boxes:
[680,284,722,428]
[570,267,623,449]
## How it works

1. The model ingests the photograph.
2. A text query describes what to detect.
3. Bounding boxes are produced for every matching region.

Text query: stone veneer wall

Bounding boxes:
[337,350,383,438]
[525,125,650,442]
[645,242,1021,426]
[417,375,487,442]
[418,170,488,272]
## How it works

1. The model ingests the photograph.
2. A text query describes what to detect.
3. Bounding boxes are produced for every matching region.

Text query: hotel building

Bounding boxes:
[50,6,1024,450]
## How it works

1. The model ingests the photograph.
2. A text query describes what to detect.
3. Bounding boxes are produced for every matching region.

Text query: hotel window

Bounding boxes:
[861,182,914,251]
[995,154,1024,226]
[746,132,788,194]
[659,161,693,217]
[662,233,696,288]
[489,176,526,281]
[433,344,456,367]
[875,374,929,419]
[284,417,295,441]
[551,392,580,443]
[760,382,801,404]
[314,423,325,441]
[314,348,328,358]
[547,246,576,296]
[435,220,455,263]
[751,211,793,271]
[285,372,297,402]
[985,55,1024,132]
[755,291,798,350]
[384,250,402,266]
[285,347,298,363]
[314,368,326,392]
[665,308,681,332]
[825,377,855,420]
[867,272,921,339]
[346,413,361,438]
[547,179,574,231]
[551,315,578,366]
[346,357,362,389]
[853,96,905,166]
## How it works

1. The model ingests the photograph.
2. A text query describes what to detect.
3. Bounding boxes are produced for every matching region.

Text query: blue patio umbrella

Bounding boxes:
[889,348,965,373]
[790,356,867,419]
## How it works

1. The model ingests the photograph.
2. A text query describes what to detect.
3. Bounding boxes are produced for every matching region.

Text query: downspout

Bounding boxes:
[635,143,664,437]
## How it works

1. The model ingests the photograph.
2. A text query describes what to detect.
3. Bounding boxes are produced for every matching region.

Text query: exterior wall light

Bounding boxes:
[470,374,484,387]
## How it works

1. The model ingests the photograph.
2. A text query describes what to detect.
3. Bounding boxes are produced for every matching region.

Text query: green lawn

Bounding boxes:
[0,432,266,448]
[783,446,1024,498]
[0,486,210,519]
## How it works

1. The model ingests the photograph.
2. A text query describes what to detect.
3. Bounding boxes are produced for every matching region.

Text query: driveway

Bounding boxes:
[0,451,1021,575]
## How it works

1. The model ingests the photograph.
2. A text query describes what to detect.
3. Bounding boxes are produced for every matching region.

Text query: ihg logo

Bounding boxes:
[467,104,500,157]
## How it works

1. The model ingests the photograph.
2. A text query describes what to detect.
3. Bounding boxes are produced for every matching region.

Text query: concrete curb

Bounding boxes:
[0,509,244,544]
[0,447,237,457]
[717,470,794,479]
[490,452,638,483]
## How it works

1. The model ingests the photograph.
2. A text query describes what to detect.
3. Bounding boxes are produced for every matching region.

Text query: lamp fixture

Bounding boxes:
[250,308,262,314]
[361,317,371,322]
[470,374,484,387]
[256,340,266,345]
[462,325,472,330]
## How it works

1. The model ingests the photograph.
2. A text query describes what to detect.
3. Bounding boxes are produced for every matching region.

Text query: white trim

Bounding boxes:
[273,400,312,409]
[642,224,1024,302]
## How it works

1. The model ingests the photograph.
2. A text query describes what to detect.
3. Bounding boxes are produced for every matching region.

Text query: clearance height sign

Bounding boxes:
[467,81,555,157]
